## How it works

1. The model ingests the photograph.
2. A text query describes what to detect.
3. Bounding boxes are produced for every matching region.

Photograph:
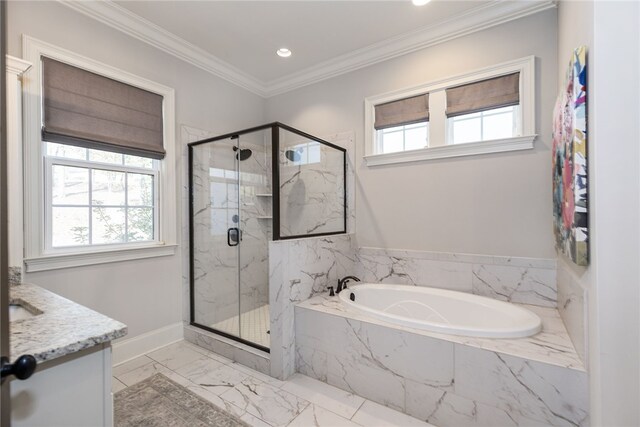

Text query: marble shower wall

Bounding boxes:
[269,234,357,379]
[182,125,217,325]
[185,125,271,329]
[356,247,558,307]
[279,130,347,238]
[295,304,588,427]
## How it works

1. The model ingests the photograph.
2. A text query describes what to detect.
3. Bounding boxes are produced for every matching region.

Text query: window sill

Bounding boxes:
[24,243,177,272]
[363,134,537,167]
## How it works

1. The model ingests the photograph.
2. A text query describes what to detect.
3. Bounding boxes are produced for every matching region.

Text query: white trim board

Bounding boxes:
[56,0,556,98]
[112,321,184,366]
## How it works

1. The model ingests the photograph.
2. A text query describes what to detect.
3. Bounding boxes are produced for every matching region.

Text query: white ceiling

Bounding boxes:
[64,0,555,96]
[114,1,493,83]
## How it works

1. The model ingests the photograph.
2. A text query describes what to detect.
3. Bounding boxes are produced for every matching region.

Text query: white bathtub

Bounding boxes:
[338,283,542,338]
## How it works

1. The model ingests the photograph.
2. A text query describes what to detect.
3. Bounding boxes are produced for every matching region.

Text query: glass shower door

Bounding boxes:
[190,128,272,350]
[191,137,241,339]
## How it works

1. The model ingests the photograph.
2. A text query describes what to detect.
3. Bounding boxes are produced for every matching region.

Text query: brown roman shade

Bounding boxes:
[374,93,429,130]
[446,72,520,118]
[41,56,165,159]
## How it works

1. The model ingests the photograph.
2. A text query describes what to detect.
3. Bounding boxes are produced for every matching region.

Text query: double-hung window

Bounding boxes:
[364,56,536,166]
[45,143,158,249]
[374,93,429,154]
[22,38,177,271]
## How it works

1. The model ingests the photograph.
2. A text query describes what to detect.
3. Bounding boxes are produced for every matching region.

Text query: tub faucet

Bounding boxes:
[337,276,360,294]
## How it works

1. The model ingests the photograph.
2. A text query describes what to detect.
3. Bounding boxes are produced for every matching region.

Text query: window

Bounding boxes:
[364,56,536,166]
[45,143,158,250]
[377,122,429,153]
[22,37,177,272]
[449,105,518,144]
[285,141,322,165]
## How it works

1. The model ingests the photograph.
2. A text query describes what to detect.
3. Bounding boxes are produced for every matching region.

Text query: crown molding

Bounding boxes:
[57,0,268,97]
[265,0,556,96]
[57,0,555,98]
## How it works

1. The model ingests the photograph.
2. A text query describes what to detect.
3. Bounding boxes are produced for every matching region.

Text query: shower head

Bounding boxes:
[233,146,252,161]
[285,149,302,162]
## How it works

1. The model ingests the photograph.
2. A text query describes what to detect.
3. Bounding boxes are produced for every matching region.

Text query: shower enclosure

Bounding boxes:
[189,123,346,352]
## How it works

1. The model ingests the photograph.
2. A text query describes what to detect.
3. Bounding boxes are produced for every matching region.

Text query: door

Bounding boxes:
[191,136,241,339]
[189,128,272,351]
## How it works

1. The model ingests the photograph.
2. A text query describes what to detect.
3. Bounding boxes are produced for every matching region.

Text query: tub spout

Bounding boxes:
[337,276,360,294]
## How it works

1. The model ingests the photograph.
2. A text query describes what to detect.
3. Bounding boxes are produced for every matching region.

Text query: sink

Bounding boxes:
[9,303,38,322]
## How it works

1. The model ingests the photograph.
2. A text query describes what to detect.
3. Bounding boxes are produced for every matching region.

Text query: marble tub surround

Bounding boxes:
[356,247,557,307]
[557,256,588,364]
[9,282,127,363]
[269,233,357,380]
[296,296,588,426]
[299,295,583,371]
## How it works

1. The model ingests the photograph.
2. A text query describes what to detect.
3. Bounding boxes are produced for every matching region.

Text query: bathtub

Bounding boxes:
[338,283,542,338]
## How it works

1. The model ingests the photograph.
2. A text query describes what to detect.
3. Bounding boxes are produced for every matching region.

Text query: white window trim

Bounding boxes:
[364,55,537,166]
[22,36,177,272]
[44,156,160,253]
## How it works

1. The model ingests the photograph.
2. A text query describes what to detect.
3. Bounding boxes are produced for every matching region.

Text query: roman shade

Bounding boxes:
[41,56,165,159]
[374,93,429,130]
[446,72,520,118]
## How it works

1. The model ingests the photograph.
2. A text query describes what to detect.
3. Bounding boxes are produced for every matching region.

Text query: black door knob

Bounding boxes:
[1,354,37,381]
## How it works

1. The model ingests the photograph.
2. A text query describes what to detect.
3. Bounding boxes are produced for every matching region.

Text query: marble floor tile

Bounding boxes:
[220,376,310,426]
[112,341,439,427]
[112,355,154,377]
[147,340,211,371]
[112,377,127,393]
[288,404,362,427]
[116,361,172,387]
[351,400,435,427]
[231,362,285,388]
[175,360,249,395]
[281,373,365,420]
[160,369,271,427]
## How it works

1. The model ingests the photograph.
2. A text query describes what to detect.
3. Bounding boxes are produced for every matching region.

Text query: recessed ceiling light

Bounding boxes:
[277,48,292,58]
[412,0,431,5]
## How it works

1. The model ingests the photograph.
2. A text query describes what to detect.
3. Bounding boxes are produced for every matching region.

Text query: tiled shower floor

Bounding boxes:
[210,304,270,348]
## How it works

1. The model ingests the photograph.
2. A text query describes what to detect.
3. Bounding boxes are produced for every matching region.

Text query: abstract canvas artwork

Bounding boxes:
[552,46,588,266]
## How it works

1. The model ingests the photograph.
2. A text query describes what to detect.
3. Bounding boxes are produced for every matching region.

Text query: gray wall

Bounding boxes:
[265,10,559,259]
[7,1,266,340]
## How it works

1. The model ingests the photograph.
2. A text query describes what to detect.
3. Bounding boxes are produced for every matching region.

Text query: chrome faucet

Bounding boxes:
[337,276,360,294]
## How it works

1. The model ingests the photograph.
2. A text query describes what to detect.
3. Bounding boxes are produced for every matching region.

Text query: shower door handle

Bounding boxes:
[227,227,240,246]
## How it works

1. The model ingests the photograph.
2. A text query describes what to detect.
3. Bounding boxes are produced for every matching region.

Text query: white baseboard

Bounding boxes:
[112,322,184,366]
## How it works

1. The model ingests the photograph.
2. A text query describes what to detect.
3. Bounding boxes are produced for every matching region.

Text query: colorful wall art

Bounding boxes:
[552,46,588,266]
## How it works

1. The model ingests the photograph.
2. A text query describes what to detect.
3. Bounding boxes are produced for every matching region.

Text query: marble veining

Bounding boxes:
[297,294,583,371]
[556,258,587,364]
[269,234,357,379]
[9,282,127,362]
[295,296,588,426]
[356,247,557,307]
[279,131,346,238]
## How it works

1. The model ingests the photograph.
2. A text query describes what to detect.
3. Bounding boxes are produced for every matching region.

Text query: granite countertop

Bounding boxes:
[10,283,127,363]
[297,294,585,372]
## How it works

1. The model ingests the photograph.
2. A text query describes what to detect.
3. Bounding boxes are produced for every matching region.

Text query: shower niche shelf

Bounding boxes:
[256,193,272,197]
